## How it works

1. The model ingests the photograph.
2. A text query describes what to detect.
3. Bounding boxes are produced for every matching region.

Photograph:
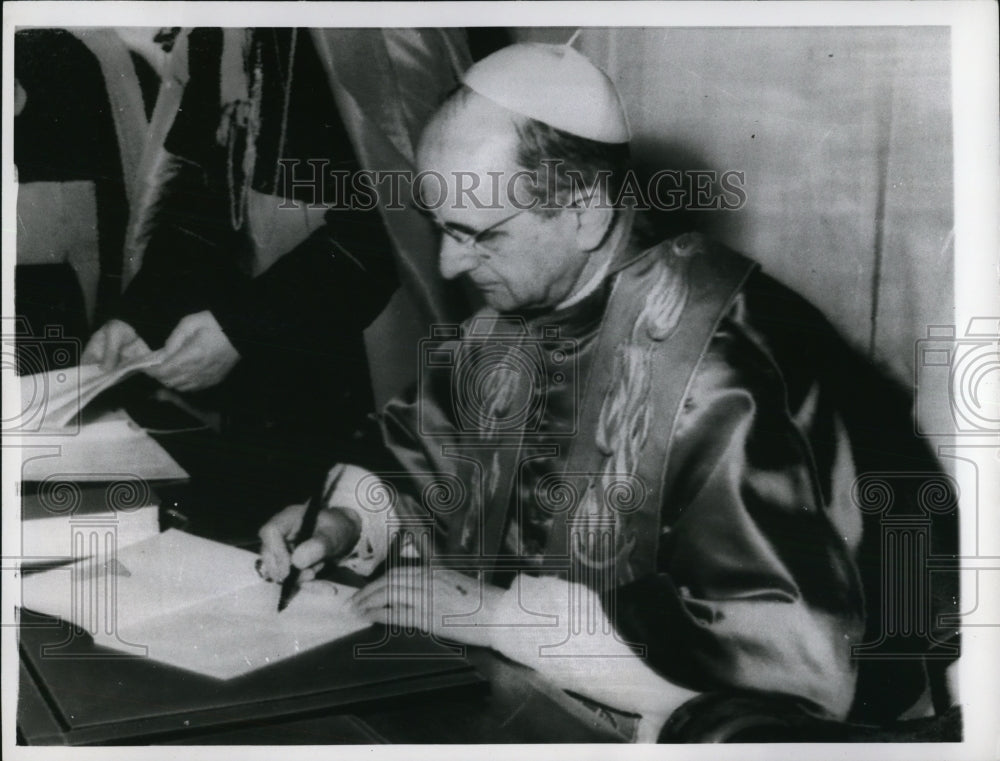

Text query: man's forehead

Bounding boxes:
[416,109,525,207]
[418,92,521,167]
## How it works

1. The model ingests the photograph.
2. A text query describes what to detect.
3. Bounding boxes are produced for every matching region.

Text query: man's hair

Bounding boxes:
[441,84,631,216]
[512,115,631,217]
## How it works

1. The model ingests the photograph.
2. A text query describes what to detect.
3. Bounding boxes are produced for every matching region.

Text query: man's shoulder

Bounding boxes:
[629,232,761,291]
[632,231,739,266]
[625,232,853,391]
[637,232,834,336]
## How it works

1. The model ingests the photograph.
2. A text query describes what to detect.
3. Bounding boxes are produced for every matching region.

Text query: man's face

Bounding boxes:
[415,95,590,313]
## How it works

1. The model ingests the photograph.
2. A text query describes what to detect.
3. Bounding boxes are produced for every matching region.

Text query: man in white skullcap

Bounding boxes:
[259,42,958,741]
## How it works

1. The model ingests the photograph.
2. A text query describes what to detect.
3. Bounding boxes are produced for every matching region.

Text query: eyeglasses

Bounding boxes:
[411,203,526,255]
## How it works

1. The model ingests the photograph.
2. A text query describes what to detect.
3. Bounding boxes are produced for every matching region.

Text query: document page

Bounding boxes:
[21,530,259,627]
[21,353,165,431]
[121,579,369,679]
[20,530,370,679]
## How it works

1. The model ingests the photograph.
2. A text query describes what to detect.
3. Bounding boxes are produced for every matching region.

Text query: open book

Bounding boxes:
[20,529,371,680]
[21,353,164,431]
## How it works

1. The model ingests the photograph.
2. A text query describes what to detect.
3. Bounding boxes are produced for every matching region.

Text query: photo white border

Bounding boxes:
[3,3,998,760]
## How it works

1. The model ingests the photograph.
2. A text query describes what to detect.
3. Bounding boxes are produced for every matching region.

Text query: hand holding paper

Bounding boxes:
[82,311,241,393]
[82,319,153,372]
[145,311,241,392]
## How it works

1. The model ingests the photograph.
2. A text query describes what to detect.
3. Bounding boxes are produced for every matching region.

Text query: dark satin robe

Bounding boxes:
[376,245,959,722]
[112,29,396,457]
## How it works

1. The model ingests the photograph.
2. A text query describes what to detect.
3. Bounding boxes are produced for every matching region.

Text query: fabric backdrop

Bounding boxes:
[514,26,953,388]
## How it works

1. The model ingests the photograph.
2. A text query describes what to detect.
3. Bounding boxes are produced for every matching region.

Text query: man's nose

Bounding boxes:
[438,237,480,280]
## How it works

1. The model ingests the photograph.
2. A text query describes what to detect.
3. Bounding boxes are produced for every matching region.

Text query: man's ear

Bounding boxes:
[572,202,615,252]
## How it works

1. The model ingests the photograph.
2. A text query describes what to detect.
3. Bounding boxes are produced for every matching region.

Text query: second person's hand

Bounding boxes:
[81,319,152,372]
[144,311,240,392]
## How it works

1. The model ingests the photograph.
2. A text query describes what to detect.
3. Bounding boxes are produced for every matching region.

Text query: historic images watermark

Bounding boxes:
[274,159,748,213]
[915,318,1000,436]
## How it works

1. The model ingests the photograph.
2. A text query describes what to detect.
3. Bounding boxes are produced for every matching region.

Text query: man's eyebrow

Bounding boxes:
[446,221,479,236]
[411,203,480,237]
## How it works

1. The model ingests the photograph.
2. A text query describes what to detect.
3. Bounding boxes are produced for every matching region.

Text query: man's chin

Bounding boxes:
[478,289,514,312]
[473,284,548,314]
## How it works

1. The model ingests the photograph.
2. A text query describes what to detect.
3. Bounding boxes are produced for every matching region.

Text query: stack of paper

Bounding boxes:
[20,529,372,679]
[20,409,188,482]
[20,482,161,564]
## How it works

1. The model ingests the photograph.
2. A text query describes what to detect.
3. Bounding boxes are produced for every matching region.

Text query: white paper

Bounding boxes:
[21,504,159,561]
[20,410,188,482]
[20,529,370,679]
[117,579,369,679]
[22,353,164,431]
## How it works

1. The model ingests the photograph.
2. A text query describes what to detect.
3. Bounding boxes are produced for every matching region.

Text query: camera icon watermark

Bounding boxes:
[418,315,578,439]
[915,318,1000,436]
[2,318,81,435]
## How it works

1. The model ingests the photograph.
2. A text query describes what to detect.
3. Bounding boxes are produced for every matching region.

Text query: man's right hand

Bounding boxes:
[81,319,152,372]
[257,503,362,583]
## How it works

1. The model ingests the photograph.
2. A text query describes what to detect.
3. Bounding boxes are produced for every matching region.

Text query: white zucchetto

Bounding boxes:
[462,42,630,144]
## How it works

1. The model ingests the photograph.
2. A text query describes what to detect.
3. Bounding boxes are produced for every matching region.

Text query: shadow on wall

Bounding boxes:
[512,26,955,388]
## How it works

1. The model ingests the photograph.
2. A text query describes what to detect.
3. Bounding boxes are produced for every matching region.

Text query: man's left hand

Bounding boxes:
[350,567,505,649]
[146,311,241,392]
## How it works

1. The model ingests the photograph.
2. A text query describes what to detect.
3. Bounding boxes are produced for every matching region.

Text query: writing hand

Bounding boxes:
[82,319,152,372]
[257,503,362,583]
[350,567,504,648]
[145,311,240,392]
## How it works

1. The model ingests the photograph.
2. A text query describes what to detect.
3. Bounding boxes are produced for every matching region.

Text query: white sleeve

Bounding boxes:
[323,464,395,576]
[487,573,700,741]
[324,466,695,739]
